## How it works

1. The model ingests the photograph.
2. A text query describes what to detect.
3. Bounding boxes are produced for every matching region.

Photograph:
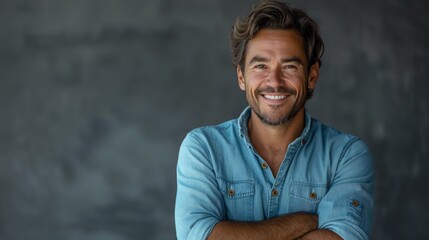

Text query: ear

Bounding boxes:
[308,61,320,90]
[237,66,246,91]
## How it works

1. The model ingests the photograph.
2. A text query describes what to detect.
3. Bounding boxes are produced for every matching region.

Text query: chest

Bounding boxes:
[215,152,331,221]
[255,146,286,177]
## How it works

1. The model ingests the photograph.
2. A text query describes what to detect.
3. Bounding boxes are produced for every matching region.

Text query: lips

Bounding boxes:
[260,94,290,106]
[263,94,287,100]
[257,87,294,105]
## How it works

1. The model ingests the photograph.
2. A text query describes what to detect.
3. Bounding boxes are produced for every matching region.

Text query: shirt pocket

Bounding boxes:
[217,178,255,221]
[288,181,328,213]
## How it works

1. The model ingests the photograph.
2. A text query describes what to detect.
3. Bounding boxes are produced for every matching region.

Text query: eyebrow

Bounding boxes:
[248,56,269,65]
[248,55,304,65]
[281,56,304,65]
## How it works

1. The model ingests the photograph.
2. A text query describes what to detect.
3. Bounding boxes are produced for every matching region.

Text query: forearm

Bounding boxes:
[297,229,343,240]
[207,212,318,240]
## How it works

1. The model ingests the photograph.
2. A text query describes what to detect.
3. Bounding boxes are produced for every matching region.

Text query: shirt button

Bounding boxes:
[271,189,279,196]
[228,189,235,196]
[309,192,317,199]
[261,162,268,169]
[352,200,360,207]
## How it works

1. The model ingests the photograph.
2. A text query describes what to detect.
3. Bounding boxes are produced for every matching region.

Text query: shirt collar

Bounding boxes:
[238,106,312,146]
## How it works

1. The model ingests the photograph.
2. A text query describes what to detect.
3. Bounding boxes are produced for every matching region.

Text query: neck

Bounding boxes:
[248,108,306,150]
[248,108,305,177]
[247,109,305,177]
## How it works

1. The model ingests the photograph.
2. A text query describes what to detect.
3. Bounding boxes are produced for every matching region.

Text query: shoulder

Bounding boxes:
[186,118,238,142]
[178,118,241,169]
[179,118,239,153]
[311,118,365,146]
[310,118,372,167]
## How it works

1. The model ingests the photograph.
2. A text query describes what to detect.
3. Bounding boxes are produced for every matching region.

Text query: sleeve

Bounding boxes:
[175,131,224,240]
[317,138,374,240]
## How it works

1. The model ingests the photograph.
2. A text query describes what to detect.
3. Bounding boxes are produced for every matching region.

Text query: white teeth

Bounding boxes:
[264,95,286,100]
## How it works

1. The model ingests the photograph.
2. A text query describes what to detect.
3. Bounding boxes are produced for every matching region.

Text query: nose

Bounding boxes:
[267,66,284,87]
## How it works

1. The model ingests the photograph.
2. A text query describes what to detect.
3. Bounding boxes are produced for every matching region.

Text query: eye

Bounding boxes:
[254,64,267,69]
[283,65,297,70]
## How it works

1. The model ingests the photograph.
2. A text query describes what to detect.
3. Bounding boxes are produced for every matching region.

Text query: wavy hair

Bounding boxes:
[231,0,324,70]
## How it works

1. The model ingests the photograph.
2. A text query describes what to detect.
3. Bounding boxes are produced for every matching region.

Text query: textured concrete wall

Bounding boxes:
[1,0,428,239]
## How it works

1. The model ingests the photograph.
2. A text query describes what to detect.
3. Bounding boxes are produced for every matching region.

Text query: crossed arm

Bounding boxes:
[208,213,342,240]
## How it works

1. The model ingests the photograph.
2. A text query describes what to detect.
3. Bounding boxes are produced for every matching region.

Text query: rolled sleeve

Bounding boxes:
[318,138,374,240]
[175,131,224,240]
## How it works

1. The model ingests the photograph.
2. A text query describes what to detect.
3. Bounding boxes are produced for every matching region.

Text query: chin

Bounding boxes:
[255,110,293,126]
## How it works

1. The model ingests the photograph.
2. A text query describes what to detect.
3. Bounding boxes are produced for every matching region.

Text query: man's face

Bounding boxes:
[237,29,319,126]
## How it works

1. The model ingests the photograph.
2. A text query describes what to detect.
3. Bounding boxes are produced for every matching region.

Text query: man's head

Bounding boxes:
[231,0,324,75]
[231,0,324,126]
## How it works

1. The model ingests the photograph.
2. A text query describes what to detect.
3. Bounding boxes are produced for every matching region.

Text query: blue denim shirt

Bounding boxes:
[175,107,374,240]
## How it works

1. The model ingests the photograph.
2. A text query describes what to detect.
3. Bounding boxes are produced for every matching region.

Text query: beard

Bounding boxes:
[248,86,307,126]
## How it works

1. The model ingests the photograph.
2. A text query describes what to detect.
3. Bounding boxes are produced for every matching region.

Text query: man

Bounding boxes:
[175,0,374,239]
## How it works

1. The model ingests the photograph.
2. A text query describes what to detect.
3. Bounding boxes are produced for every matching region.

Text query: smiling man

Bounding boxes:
[175,1,374,240]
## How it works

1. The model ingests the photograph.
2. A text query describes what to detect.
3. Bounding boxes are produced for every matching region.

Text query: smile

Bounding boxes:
[263,94,287,100]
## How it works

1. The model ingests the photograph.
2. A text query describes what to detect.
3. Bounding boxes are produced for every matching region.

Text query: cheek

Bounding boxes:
[242,83,260,102]
[244,73,264,90]
[246,71,268,84]
[289,72,309,91]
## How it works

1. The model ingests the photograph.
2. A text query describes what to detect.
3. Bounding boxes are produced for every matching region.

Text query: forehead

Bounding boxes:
[245,29,306,63]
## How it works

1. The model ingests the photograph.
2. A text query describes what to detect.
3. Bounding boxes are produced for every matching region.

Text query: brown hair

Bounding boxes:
[231,0,324,70]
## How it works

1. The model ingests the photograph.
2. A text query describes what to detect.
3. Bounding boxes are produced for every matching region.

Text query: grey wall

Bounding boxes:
[1,0,428,239]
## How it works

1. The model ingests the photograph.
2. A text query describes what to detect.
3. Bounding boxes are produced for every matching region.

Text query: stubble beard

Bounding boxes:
[248,87,307,126]
[251,99,304,126]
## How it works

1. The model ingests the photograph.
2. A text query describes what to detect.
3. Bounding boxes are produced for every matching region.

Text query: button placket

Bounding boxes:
[267,140,300,219]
